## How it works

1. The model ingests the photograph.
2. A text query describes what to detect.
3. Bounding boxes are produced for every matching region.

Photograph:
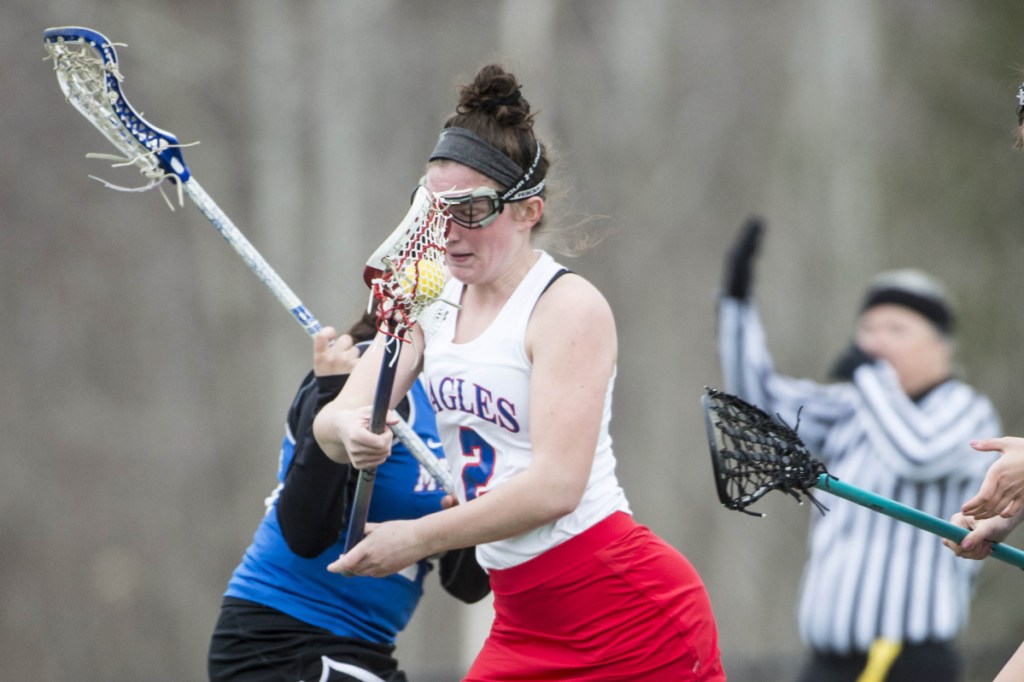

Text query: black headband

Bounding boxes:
[861,288,954,334]
[429,127,545,201]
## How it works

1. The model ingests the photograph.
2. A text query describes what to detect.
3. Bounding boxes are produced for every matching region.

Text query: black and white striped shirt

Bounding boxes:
[718,297,1001,654]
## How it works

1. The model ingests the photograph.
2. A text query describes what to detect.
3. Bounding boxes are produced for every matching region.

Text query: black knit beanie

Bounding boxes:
[860,269,954,335]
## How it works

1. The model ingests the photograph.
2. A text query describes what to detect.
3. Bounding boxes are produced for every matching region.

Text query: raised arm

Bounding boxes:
[717,219,850,451]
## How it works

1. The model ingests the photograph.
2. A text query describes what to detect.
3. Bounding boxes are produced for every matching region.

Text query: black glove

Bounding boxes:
[722,216,764,300]
[829,342,875,382]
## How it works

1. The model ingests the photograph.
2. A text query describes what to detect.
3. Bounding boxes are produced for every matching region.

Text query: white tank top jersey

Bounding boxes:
[422,250,630,570]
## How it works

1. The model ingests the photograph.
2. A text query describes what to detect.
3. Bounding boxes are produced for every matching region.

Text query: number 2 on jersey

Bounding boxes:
[459,427,496,500]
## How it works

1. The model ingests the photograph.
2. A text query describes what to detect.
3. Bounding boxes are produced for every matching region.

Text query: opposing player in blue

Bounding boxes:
[208,309,488,682]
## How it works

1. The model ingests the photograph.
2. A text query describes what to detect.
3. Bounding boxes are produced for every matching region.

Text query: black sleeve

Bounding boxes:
[439,546,492,604]
[276,372,355,559]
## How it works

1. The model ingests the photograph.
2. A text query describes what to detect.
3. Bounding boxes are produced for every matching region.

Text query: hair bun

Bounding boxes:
[456,64,531,127]
[482,88,521,113]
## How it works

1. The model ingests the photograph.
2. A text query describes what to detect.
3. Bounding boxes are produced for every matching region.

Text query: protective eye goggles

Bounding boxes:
[437,185,508,229]
[410,181,505,229]
[417,141,546,229]
[415,180,545,229]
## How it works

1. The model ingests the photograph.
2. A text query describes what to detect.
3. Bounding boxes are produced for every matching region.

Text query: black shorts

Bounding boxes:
[208,597,406,682]
[797,640,961,682]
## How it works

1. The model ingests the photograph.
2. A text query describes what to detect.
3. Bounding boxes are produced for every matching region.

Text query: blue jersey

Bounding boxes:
[224,375,447,644]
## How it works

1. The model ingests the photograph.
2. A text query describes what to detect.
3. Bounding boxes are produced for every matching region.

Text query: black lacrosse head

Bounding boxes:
[701,387,828,516]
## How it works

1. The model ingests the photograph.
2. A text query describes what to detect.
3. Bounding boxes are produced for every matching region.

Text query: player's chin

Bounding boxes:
[445,252,475,272]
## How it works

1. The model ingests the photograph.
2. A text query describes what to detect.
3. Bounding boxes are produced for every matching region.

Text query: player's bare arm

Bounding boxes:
[313,327,423,465]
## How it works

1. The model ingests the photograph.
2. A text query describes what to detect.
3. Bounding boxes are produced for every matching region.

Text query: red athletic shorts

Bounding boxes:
[464,512,725,681]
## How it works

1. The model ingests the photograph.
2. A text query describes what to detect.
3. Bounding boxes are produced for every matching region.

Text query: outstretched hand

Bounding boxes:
[961,437,1024,519]
[723,216,765,300]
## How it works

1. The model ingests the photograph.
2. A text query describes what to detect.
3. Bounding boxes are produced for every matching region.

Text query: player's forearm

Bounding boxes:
[312,401,352,463]
[312,361,382,463]
[415,469,581,554]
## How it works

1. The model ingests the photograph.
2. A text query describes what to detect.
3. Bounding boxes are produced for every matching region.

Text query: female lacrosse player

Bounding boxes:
[208,309,488,682]
[942,83,1024,682]
[717,219,1001,682]
[313,64,724,681]
[946,84,1024,531]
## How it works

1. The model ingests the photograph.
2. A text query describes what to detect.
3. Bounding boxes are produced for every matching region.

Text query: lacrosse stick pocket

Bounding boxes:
[701,387,829,516]
[363,185,452,340]
[343,186,452,555]
[43,27,194,206]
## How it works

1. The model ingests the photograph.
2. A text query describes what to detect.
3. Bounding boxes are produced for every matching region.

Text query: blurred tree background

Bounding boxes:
[4,1,1024,680]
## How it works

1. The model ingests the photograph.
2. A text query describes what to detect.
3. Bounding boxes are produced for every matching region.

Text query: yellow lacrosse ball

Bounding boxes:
[400,260,446,302]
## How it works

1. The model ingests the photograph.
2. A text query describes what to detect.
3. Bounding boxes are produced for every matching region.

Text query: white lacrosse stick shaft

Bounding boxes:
[43,26,454,493]
[180,178,321,334]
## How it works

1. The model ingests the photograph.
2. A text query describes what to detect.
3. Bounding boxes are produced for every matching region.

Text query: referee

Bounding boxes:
[717,219,1001,682]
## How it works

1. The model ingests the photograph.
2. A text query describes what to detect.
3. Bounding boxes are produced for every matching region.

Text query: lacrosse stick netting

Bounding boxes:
[363,185,452,341]
[702,387,827,516]
[701,387,1024,570]
[42,26,321,335]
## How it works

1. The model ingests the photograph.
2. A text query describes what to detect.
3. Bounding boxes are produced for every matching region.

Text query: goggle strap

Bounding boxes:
[499,141,543,202]
[503,180,545,203]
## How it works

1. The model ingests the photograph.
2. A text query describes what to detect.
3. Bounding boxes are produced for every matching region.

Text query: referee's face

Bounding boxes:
[855,304,952,397]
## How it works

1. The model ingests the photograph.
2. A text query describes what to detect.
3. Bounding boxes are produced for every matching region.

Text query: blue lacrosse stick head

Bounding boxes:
[43,26,192,183]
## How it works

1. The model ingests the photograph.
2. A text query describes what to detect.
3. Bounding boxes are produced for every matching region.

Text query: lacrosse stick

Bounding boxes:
[391,417,454,495]
[701,387,1024,571]
[42,26,320,335]
[43,26,456,496]
[342,184,451,553]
